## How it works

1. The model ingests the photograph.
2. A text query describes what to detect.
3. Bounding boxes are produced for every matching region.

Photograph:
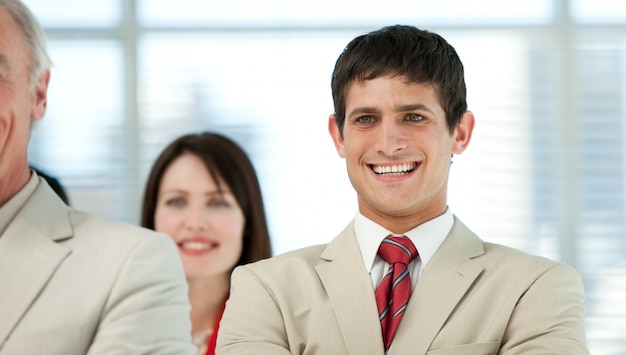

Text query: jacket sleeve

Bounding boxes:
[216,265,293,355]
[86,232,196,355]
[499,263,589,354]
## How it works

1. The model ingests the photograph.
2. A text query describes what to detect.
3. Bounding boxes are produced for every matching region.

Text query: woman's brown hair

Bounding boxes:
[141,132,272,265]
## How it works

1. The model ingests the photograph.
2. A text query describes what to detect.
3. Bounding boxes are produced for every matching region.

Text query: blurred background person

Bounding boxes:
[141,132,272,355]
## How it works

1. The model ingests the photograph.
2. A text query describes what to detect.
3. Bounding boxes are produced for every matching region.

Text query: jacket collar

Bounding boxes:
[391,216,486,354]
[0,181,73,346]
[316,221,386,354]
[316,216,486,354]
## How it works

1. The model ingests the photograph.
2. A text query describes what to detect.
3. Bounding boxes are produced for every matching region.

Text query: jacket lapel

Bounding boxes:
[391,216,486,354]
[0,181,73,346]
[315,222,385,354]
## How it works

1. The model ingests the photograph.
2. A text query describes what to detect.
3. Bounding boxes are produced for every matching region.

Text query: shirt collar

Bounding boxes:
[355,207,454,273]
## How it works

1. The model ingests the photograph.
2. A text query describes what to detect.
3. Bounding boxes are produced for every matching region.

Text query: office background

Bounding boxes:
[24,0,625,353]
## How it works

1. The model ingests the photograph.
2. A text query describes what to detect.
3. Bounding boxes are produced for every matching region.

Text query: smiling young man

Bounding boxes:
[216,25,588,354]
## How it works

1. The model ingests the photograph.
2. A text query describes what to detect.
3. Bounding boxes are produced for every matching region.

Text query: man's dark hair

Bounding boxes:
[331,25,467,135]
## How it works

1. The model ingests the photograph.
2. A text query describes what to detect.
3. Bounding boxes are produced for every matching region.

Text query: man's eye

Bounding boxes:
[357,116,376,124]
[406,113,424,121]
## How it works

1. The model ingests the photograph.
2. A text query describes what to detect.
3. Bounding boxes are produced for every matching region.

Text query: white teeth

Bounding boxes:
[372,163,416,175]
[180,242,211,250]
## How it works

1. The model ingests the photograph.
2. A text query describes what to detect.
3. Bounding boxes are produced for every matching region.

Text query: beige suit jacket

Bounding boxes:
[217,217,588,354]
[0,178,196,355]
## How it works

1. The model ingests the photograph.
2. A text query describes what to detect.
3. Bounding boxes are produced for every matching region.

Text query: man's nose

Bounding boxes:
[376,119,408,156]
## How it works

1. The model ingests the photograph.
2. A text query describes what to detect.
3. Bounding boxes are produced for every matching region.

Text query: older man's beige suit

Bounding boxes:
[0,177,196,355]
[217,217,588,354]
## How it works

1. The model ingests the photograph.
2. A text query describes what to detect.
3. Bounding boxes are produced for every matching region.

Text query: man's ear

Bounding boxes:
[31,70,50,121]
[451,110,474,154]
[328,114,346,158]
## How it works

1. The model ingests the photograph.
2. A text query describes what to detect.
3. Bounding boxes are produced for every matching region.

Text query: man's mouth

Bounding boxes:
[371,162,417,175]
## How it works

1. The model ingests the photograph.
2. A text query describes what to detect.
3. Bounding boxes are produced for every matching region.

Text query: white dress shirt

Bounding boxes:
[355,208,453,291]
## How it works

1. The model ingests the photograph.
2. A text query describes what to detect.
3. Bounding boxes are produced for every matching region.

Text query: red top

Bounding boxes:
[205,301,227,355]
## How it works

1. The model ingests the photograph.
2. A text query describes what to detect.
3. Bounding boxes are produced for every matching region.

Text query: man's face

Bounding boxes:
[328,75,473,233]
[0,8,48,183]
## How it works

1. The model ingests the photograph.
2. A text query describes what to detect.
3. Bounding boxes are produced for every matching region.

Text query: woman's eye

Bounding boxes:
[165,197,185,207]
[208,198,230,208]
[406,113,424,121]
[356,116,376,124]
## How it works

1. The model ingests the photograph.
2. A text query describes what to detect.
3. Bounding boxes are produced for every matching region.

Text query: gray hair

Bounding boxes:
[0,0,51,93]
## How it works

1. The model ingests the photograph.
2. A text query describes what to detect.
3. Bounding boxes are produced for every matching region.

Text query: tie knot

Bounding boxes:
[377,235,418,265]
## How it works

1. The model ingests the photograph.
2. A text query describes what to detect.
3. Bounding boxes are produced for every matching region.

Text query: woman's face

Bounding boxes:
[154,153,245,280]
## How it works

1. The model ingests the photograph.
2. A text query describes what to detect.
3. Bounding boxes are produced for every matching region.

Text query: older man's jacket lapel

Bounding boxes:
[0,182,72,347]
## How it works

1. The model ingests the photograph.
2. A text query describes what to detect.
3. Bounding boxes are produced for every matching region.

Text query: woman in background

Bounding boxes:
[141,132,272,355]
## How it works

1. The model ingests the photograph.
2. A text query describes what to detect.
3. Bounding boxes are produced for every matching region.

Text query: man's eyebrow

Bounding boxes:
[348,104,436,118]
[395,103,435,115]
[348,106,381,118]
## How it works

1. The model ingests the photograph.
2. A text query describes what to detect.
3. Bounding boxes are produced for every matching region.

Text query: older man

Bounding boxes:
[0,1,195,354]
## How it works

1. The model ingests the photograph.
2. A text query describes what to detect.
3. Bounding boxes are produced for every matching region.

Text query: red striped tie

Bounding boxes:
[375,235,418,353]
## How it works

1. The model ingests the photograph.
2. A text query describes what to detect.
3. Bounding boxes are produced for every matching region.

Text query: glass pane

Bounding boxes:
[28,40,126,221]
[139,0,552,27]
[572,33,626,354]
[23,0,120,27]
[571,0,626,23]
[447,30,537,252]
